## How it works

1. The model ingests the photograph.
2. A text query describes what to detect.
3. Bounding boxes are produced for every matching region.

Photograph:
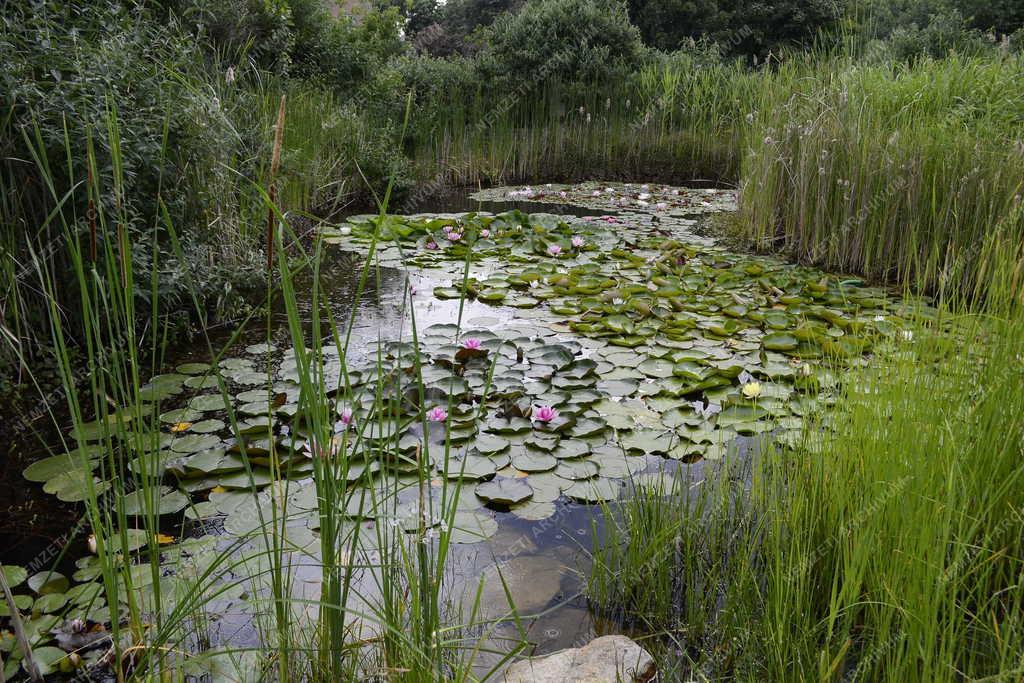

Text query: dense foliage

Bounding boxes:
[2,0,1023,369]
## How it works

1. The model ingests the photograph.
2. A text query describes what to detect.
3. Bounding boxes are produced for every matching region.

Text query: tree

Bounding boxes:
[624,0,844,58]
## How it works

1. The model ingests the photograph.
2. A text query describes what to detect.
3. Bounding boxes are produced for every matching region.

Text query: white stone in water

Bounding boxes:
[503,635,656,682]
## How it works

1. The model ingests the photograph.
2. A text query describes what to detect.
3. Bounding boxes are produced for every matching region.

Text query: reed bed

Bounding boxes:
[738,55,1024,307]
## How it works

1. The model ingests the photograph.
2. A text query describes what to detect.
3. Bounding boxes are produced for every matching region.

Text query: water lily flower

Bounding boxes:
[534,405,558,423]
[874,315,885,322]
[462,338,482,350]
[70,618,87,634]
[339,226,352,236]
[337,407,354,427]
[638,192,651,200]
[427,406,448,422]
[592,190,601,196]
[480,228,490,238]
[656,202,668,211]
[425,240,438,250]
[571,236,585,248]
[605,187,615,194]
[547,244,562,256]
[446,231,462,242]
[559,191,567,199]
[742,381,763,399]
[901,330,914,341]
[87,534,98,554]
[529,279,542,289]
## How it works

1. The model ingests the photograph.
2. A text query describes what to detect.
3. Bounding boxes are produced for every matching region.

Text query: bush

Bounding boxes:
[0,0,262,359]
[479,0,647,93]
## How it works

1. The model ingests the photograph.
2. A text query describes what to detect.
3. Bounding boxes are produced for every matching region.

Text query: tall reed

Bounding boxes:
[738,55,1024,307]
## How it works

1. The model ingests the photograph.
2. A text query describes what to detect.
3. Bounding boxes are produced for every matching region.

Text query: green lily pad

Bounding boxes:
[554,459,599,481]
[23,454,96,483]
[510,500,557,521]
[564,477,621,502]
[763,332,799,351]
[475,478,533,505]
[1,565,27,589]
[449,510,499,543]
[28,571,69,595]
[177,362,211,375]
[511,451,558,472]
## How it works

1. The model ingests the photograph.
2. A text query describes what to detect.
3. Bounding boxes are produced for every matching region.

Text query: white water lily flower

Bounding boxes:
[901,330,914,341]
[612,297,625,305]
[339,226,352,236]
[638,193,651,200]
[742,381,763,399]
[874,315,885,322]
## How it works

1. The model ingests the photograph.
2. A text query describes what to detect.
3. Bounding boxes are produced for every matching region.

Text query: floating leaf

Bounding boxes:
[475,478,533,505]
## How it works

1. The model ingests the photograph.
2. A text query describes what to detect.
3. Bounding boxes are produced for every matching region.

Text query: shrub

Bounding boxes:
[479,0,647,94]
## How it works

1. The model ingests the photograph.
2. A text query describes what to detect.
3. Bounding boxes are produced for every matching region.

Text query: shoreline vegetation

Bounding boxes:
[2,0,1023,680]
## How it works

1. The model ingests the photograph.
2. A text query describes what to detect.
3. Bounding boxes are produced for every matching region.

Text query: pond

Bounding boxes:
[1,181,914,680]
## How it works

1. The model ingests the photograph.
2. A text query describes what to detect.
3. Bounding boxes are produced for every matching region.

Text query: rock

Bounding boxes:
[504,634,656,682]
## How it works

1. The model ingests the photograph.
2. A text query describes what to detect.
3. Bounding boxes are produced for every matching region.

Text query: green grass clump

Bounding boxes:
[589,301,1024,680]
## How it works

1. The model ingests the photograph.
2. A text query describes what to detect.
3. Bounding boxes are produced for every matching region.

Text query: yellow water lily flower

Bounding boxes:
[742,381,763,399]
[170,421,192,433]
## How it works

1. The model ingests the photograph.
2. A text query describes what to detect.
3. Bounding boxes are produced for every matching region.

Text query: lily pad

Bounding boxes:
[564,477,621,502]
[475,478,533,505]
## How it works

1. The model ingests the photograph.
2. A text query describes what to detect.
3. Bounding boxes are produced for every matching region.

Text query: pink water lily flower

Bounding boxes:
[427,406,448,422]
[446,231,462,242]
[571,236,585,248]
[425,240,438,250]
[547,244,562,256]
[480,228,490,238]
[534,405,558,423]
[462,338,482,350]
[337,407,354,427]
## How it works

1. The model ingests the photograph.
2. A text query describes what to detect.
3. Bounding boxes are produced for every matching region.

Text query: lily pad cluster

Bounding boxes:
[473,182,738,215]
